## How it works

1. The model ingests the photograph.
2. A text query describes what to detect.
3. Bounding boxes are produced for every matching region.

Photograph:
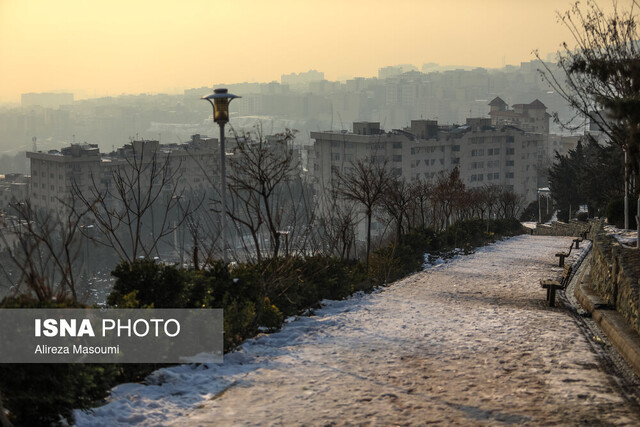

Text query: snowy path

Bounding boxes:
[76,235,640,426]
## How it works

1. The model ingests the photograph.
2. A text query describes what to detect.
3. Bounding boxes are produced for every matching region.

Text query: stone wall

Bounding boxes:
[589,219,640,335]
[534,220,591,237]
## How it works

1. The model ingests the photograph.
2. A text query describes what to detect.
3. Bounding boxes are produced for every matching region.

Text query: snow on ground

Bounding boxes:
[75,235,640,426]
[604,224,638,248]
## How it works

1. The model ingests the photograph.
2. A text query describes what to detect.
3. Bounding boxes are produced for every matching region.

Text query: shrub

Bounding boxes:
[259,297,284,331]
[0,296,119,426]
[605,197,637,229]
[108,259,189,308]
[519,200,554,223]
[369,243,422,285]
[441,218,488,248]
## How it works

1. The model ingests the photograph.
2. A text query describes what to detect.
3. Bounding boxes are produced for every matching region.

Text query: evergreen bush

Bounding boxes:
[0,296,120,426]
[605,197,637,229]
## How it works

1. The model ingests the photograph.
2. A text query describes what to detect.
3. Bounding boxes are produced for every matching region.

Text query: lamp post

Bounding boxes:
[202,88,240,262]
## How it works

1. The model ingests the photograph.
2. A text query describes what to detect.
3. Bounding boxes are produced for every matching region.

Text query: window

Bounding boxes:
[451,158,460,165]
[471,149,484,157]
[331,141,340,148]
[506,172,514,179]
[506,160,514,166]
[344,142,354,149]
[506,136,515,143]
[487,160,499,168]
[477,174,483,181]
[392,168,402,177]
[506,148,515,155]
[392,142,402,149]
[451,145,460,152]
[331,153,340,161]
[393,155,402,162]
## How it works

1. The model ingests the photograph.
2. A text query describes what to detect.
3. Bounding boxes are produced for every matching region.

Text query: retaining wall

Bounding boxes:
[589,220,640,335]
[534,220,591,237]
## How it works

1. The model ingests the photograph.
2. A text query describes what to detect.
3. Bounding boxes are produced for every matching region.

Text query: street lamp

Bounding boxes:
[202,88,240,261]
[537,187,550,224]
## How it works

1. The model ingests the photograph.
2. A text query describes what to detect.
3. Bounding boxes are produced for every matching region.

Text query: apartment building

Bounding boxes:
[27,135,218,215]
[311,117,543,207]
[488,97,550,134]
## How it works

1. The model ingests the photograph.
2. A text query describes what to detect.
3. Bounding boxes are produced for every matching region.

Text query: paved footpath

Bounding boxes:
[79,235,640,426]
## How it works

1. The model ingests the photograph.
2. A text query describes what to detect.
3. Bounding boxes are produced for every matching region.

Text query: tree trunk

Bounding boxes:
[366,210,372,270]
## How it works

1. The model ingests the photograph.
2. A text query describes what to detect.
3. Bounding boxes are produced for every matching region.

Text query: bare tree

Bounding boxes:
[315,190,358,260]
[407,179,432,230]
[226,128,299,262]
[497,189,524,219]
[430,168,466,231]
[536,0,640,239]
[0,200,90,302]
[334,158,391,268]
[72,141,194,264]
[381,176,413,244]
[536,0,639,156]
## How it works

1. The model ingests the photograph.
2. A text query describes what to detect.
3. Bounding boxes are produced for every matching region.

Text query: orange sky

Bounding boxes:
[0,0,631,103]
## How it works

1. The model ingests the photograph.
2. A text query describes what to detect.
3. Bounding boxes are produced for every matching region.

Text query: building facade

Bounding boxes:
[488,97,550,134]
[311,117,543,207]
[27,135,219,216]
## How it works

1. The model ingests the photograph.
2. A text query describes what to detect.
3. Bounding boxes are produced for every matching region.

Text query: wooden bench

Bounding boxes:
[555,241,574,267]
[540,264,573,307]
[580,225,591,240]
[573,237,583,249]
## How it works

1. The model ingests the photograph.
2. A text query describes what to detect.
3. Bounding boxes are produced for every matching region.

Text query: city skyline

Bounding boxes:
[0,0,629,103]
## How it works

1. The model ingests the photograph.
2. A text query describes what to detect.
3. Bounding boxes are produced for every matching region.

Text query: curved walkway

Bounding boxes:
[77,235,640,426]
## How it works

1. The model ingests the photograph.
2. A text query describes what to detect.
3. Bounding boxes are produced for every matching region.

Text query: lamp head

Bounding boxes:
[201,88,240,125]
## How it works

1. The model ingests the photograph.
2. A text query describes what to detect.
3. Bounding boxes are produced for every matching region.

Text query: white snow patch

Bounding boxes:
[74,235,638,426]
[603,224,638,248]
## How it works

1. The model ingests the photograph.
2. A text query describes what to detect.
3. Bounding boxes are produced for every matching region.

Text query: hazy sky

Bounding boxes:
[0,0,629,103]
